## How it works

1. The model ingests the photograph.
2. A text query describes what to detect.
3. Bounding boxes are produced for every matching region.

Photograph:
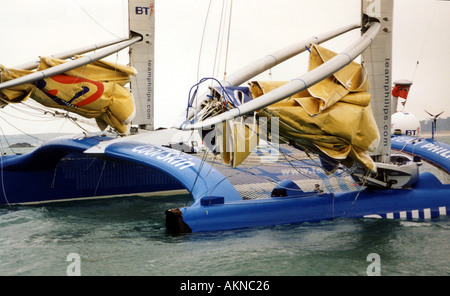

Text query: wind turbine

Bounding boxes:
[425,110,444,140]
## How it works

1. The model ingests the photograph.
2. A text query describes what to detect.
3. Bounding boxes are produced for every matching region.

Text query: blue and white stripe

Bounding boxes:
[364,206,448,220]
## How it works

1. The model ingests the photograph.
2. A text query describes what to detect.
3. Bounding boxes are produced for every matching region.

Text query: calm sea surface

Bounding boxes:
[0,135,449,276]
[1,195,449,276]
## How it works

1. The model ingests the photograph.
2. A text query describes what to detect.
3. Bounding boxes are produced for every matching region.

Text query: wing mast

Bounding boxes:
[361,0,394,163]
[128,0,156,130]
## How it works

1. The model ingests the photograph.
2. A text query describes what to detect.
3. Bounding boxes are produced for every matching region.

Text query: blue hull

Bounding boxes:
[391,135,450,173]
[0,135,184,205]
[2,134,449,234]
[166,135,450,232]
[175,172,450,232]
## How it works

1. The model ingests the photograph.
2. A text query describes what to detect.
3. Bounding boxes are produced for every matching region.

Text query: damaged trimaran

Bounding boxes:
[0,0,449,233]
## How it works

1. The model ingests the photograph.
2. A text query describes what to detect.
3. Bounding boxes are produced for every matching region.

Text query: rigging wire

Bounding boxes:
[348,169,370,217]
[93,160,107,197]
[193,0,233,109]
[207,139,359,198]
[4,106,62,121]
[196,0,214,85]
[0,114,46,142]
[0,124,11,206]
[222,0,233,82]
[186,77,235,122]
[5,44,123,135]
[211,0,227,79]
[187,147,210,206]
[212,0,233,82]
[410,2,438,83]
[186,0,359,199]
[0,155,11,207]
[122,0,128,38]
[5,101,98,131]
[2,102,98,138]
[71,0,122,39]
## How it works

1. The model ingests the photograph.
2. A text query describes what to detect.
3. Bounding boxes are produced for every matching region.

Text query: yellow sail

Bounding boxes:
[0,57,136,133]
[218,119,259,168]
[251,44,379,172]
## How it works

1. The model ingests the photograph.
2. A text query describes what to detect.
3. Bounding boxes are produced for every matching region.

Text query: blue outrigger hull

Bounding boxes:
[0,135,184,205]
[391,135,450,174]
[175,172,450,232]
[167,135,450,232]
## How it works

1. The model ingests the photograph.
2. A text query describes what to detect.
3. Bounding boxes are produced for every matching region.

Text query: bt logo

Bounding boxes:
[135,3,154,16]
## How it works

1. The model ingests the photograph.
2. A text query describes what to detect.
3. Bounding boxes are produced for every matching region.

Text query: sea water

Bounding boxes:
[1,194,449,276]
[1,134,449,276]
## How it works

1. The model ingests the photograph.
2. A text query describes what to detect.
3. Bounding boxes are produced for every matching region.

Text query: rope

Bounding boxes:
[187,147,210,205]
[186,77,235,121]
[347,169,370,217]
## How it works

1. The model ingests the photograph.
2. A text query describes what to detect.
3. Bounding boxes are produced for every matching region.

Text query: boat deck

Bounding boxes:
[196,144,450,200]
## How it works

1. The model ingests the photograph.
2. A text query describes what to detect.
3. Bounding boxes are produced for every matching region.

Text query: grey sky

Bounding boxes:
[0,0,448,134]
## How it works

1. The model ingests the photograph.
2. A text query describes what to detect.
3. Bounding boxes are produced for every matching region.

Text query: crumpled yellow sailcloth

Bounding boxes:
[251,44,379,172]
[0,57,136,133]
[218,119,259,168]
